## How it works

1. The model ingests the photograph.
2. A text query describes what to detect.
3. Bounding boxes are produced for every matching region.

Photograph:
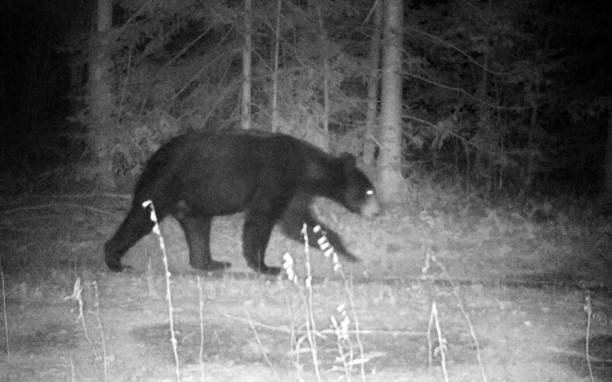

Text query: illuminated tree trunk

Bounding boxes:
[603,112,612,213]
[317,7,330,145]
[363,0,382,166]
[241,0,252,130]
[88,0,114,188]
[376,0,404,203]
[270,0,281,133]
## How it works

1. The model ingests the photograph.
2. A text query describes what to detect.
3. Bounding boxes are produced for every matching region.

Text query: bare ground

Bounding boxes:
[0,192,611,381]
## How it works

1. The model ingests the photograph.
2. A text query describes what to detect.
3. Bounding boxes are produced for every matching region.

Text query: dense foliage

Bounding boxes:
[2,0,610,195]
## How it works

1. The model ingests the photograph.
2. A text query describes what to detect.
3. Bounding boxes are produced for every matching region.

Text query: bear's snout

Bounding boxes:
[360,195,381,218]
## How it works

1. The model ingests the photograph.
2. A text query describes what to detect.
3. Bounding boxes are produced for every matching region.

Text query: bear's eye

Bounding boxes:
[366,189,374,196]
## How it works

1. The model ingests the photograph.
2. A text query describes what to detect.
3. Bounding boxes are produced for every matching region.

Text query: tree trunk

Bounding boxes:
[479,0,493,192]
[602,112,612,213]
[88,0,114,189]
[270,0,282,133]
[317,7,331,152]
[363,0,383,166]
[376,0,404,204]
[241,0,252,130]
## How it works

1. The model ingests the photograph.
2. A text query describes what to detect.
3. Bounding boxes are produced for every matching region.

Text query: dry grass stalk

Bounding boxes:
[330,304,352,381]
[300,223,322,382]
[65,277,100,360]
[314,224,367,380]
[143,200,181,382]
[431,255,488,382]
[281,222,374,381]
[1,261,8,360]
[427,301,449,382]
[245,310,282,382]
[282,248,322,382]
[92,281,108,382]
[69,357,75,381]
[196,275,205,382]
[584,291,595,382]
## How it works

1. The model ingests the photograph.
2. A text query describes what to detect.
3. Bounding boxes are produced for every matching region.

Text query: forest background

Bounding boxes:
[1,0,611,204]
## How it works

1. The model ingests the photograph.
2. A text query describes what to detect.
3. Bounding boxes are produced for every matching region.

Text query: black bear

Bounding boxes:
[104,129,380,275]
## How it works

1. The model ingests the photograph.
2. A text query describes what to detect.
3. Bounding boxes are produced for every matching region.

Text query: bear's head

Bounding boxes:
[339,154,381,219]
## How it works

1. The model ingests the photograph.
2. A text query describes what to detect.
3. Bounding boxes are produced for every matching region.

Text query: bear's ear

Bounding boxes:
[339,153,356,169]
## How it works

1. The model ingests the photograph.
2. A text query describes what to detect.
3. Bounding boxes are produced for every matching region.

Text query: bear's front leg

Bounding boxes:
[105,205,156,271]
[242,212,281,275]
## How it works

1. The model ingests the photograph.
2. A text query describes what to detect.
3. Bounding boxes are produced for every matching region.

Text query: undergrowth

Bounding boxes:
[1,192,609,381]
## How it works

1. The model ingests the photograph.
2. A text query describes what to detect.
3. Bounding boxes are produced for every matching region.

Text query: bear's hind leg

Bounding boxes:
[177,215,231,272]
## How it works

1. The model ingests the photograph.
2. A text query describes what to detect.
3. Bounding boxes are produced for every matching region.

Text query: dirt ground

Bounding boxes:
[0,192,611,381]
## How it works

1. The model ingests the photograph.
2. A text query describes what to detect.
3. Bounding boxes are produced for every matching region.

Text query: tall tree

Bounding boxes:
[603,111,612,212]
[317,6,330,143]
[376,0,404,203]
[363,0,383,166]
[270,0,282,133]
[88,0,114,188]
[241,0,253,130]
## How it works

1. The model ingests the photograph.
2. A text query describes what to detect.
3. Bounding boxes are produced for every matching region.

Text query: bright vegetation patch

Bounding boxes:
[0,191,611,381]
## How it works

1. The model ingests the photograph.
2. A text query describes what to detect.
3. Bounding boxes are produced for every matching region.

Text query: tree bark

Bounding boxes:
[271,0,282,133]
[241,0,252,130]
[317,7,330,141]
[376,0,404,203]
[88,0,114,189]
[602,112,612,213]
[363,0,382,166]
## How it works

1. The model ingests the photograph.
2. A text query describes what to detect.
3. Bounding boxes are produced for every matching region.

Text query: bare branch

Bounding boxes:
[402,71,530,111]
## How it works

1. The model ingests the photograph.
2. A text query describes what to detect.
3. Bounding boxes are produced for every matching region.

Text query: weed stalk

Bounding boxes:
[584,291,594,382]
[245,310,282,382]
[427,301,449,382]
[146,250,155,297]
[65,277,100,360]
[92,281,108,382]
[301,224,322,382]
[280,261,303,380]
[282,247,321,381]
[283,223,371,381]
[314,225,367,380]
[0,260,8,360]
[143,200,181,382]
[431,255,488,382]
[197,276,205,382]
[69,357,75,381]
[330,305,351,381]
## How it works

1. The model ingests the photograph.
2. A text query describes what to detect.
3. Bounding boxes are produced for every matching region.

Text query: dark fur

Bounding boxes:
[104,130,380,275]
